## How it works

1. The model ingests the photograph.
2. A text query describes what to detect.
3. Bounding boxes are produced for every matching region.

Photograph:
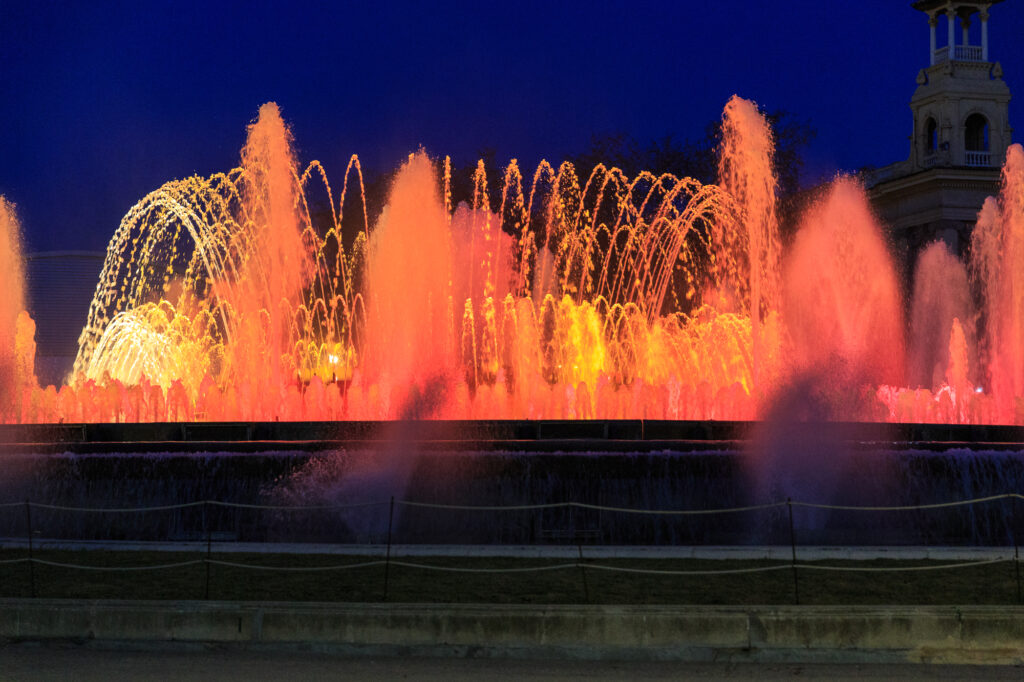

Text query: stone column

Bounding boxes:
[947,7,956,56]
[980,10,989,61]
[961,17,970,48]
[929,14,938,65]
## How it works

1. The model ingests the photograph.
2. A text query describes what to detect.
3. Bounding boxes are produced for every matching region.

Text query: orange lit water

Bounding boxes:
[3,100,1023,424]
[0,197,30,422]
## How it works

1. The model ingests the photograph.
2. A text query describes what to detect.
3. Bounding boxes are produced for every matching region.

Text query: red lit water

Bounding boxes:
[3,101,1024,424]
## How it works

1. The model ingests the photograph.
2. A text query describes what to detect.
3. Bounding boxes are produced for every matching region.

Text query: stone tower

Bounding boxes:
[868,0,1012,261]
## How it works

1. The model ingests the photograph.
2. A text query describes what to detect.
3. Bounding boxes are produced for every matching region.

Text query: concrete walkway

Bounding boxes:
[3,599,1024,664]
[2,647,1022,681]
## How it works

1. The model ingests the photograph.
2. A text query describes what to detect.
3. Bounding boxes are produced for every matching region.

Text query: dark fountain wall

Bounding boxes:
[2,440,1023,547]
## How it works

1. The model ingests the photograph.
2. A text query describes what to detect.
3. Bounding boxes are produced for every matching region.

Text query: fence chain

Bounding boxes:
[2,492,1024,594]
[1,492,1022,516]
[4,556,1016,576]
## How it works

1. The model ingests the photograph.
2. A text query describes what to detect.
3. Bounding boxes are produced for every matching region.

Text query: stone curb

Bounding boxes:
[2,600,1024,663]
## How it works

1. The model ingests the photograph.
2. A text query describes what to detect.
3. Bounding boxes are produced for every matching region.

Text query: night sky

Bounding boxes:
[2,0,1022,253]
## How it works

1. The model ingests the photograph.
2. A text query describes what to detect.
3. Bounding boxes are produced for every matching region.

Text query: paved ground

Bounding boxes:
[1,646,1022,681]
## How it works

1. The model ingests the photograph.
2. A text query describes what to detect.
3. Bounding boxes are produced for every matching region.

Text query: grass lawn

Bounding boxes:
[1,549,1022,605]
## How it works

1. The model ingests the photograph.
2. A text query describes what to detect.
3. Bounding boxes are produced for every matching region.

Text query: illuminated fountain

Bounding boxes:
[0,198,35,424]
[2,98,1024,425]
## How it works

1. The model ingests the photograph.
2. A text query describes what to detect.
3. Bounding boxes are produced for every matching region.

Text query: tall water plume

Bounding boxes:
[228,102,312,394]
[907,241,974,391]
[717,95,782,395]
[971,143,1024,418]
[0,197,26,418]
[783,178,904,402]
[363,152,455,417]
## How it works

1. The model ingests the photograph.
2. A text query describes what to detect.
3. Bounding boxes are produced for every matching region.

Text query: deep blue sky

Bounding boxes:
[2,1,1021,253]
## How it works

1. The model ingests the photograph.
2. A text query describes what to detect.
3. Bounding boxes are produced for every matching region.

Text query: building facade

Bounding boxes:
[867,0,1012,264]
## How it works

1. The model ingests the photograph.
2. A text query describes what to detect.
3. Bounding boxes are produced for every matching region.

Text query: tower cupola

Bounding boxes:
[908,0,1011,169]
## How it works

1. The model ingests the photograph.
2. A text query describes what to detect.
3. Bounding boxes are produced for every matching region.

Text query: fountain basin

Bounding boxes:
[1,420,1023,547]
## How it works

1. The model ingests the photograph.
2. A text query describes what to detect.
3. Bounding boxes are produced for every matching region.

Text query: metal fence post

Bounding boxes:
[787,498,799,605]
[383,496,394,602]
[204,500,212,600]
[24,500,35,598]
[1013,496,1022,605]
[577,542,590,603]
